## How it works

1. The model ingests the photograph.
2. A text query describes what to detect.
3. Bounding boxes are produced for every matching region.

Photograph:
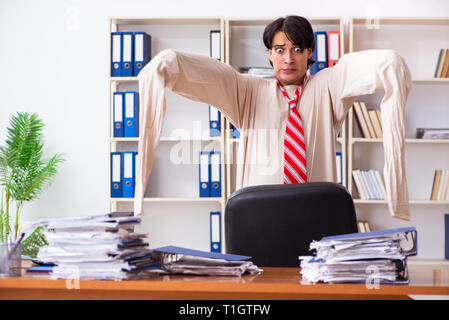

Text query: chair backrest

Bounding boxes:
[225,182,358,267]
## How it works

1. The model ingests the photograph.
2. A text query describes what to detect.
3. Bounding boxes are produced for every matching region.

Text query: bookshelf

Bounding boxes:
[348,17,449,261]
[108,17,226,251]
[224,17,347,200]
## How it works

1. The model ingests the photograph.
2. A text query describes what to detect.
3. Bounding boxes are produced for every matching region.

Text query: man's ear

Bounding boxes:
[268,49,273,63]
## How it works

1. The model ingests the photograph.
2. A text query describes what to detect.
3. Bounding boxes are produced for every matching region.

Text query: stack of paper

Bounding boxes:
[299,227,417,284]
[30,212,159,281]
[239,67,275,79]
[152,246,262,276]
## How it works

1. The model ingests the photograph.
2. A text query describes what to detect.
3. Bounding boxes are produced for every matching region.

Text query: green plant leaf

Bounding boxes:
[21,226,49,258]
[0,112,64,248]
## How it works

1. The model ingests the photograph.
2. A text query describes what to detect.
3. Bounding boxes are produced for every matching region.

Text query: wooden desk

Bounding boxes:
[1,266,449,300]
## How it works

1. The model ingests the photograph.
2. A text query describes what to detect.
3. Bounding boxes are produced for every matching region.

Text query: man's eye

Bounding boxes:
[275,48,283,53]
[294,47,302,53]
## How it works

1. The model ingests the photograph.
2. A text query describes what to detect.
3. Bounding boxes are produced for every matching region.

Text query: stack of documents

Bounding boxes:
[298,227,417,284]
[152,246,262,277]
[239,67,275,79]
[29,212,158,281]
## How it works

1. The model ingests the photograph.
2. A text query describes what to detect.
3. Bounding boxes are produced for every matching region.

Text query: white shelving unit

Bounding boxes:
[348,17,449,262]
[108,17,226,251]
[224,17,347,200]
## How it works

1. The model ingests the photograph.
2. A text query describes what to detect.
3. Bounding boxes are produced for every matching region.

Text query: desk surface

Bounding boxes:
[1,266,449,300]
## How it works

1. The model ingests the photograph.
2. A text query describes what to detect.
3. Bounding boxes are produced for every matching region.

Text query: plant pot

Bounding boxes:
[0,242,22,277]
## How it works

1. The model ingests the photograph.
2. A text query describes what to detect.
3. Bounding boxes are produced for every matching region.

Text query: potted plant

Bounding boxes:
[0,112,65,258]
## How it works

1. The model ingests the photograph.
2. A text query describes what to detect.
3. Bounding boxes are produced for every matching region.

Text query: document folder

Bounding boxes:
[210,211,221,253]
[232,125,240,139]
[121,32,134,77]
[199,151,210,197]
[153,245,250,261]
[111,152,123,197]
[133,32,151,76]
[210,30,221,60]
[113,92,124,137]
[327,30,340,67]
[111,32,122,77]
[336,152,342,185]
[321,227,418,256]
[122,151,137,198]
[444,213,449,260]
[310,31,328,75]
[124,91,139,137]
[210,151,221,197]
[209,105,220,137]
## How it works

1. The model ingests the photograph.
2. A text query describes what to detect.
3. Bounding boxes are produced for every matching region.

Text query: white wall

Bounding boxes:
[0,0,448,257]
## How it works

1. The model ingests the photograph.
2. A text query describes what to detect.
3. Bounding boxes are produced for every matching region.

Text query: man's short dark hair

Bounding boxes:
[263,15,315,68]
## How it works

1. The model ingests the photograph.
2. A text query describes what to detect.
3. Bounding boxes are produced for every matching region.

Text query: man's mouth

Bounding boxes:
[281,69,296,74]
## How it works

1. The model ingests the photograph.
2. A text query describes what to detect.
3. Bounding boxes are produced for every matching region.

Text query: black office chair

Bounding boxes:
[225,182,358,267]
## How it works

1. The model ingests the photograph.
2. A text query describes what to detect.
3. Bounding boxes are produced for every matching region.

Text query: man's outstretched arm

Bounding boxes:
[328,49,413,220]
[134,49,250,215]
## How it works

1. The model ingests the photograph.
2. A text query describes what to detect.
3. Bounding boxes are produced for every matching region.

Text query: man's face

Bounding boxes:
[268,31,313,86]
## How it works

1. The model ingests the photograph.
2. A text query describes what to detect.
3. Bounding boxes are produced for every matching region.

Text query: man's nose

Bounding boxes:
[284,50,294,64]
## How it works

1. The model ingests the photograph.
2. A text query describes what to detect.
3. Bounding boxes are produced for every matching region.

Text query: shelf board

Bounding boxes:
[111,16,223,26]
[111,197,223,203]
[110,137,222,143]
[351,138,449,144]
[111,79,449,87]
[110,77,138,83]
[228,16,342,27]
[351,17,449,26]
[354,199,449,205]
[413,78,449,84]
[407,258,449,267]
[230,137,344,144]
[160,137,222,142]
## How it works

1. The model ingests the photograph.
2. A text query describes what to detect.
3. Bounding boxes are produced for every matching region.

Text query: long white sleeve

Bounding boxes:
[327,49,412,220]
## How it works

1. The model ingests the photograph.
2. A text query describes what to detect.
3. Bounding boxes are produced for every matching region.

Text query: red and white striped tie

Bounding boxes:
[275,76,307,184]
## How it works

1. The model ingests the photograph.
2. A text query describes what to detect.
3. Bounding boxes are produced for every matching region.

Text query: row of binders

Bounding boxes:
[430,169,449,201]
[199,151,221,197]
[353,101,383,139]
[111,29,220,77]
[113,100,219,138]
[111,32,151,77]
[435,49,449,78]
[352,169,386,200]
[111,151,137,198]
[113,91,139,137]
[310,30,340,75]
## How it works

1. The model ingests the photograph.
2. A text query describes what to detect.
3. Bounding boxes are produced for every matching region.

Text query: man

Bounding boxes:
[134,16,412,220]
